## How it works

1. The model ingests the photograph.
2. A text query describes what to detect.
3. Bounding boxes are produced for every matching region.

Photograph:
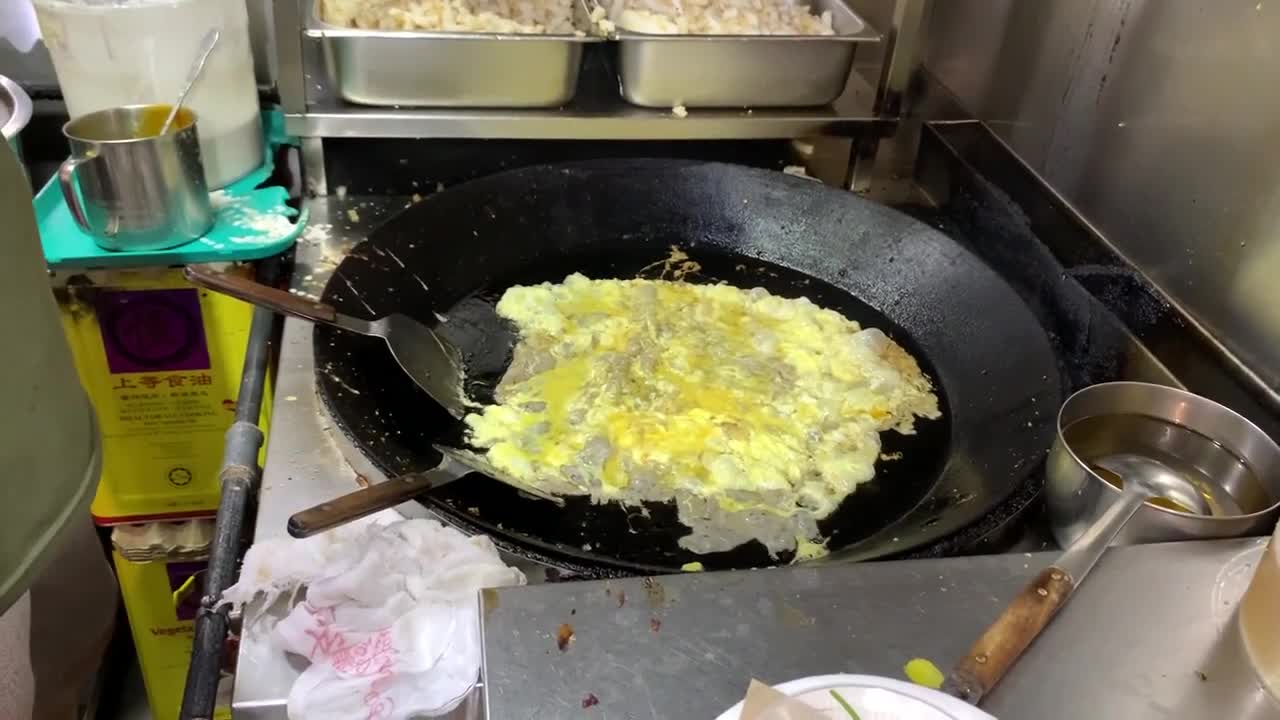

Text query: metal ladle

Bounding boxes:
[943,453,1211,704]
[159,28,220,135]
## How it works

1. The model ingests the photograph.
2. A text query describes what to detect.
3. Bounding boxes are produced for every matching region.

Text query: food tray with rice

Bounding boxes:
[308,0,600,107]
[589,0,880,108]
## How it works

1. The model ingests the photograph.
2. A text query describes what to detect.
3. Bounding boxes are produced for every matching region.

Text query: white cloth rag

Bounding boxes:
[223,518,525,720]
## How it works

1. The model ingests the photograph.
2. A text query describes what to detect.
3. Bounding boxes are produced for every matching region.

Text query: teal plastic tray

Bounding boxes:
[39,111,307,269]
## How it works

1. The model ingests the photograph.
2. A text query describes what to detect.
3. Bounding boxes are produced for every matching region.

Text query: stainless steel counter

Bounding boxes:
[232,196,539,720]
[240,195,420,541]
[482,539,1279,719]
[232,196,401,720]
[233,197,1280,720]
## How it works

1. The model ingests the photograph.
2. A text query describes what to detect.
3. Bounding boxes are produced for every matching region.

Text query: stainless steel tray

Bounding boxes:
[611,0,880,108]
[307,2,600,108]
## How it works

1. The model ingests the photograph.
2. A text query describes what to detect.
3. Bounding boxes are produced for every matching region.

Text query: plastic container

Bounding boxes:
[716,675,997,720]
[35,0,262,189]
[1239,522,1280,702]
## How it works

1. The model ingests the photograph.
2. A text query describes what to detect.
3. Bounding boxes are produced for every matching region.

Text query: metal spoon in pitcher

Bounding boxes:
[159,28,220,135]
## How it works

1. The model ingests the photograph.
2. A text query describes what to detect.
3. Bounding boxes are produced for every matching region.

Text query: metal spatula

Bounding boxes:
[286,446,561,537]
[184,265,470,418]
[185,265,559,536]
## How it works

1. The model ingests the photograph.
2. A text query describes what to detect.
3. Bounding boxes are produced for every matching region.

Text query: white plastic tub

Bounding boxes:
[35,0,263,189]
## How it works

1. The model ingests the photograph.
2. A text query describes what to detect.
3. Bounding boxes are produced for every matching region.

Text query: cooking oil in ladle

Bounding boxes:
[1063,413,1257,516]
[1088,463,1216,514]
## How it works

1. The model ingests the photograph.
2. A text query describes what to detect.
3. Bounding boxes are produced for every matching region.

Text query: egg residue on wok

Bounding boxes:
[463,272,941,557]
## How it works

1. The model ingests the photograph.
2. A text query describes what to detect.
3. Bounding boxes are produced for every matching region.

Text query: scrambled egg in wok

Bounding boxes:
[464,272,941,556]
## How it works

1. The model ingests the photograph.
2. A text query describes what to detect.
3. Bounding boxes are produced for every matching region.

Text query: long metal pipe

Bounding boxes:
[179,260,280,720]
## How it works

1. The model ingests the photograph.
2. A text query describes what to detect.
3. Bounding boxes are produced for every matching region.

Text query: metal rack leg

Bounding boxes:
[178,261,280,720]
[850,0,932,193]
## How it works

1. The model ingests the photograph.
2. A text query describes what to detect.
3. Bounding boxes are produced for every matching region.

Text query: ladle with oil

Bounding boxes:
[943,382,1280,706]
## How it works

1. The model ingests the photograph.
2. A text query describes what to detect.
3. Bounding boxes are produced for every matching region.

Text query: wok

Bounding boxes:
[313,159,1062,573]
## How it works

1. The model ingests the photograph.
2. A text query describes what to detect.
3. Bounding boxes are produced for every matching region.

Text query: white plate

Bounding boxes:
[714,674,998,720]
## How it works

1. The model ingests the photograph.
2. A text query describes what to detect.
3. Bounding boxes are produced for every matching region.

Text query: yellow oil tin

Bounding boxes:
[112,519,231,720]
[53,265,271,523]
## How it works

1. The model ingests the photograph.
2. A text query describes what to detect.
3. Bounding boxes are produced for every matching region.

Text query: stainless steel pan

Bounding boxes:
[0,75,31,174]
[308,0,600,107]
[1047,381,1280,546]
[609,0,881,108]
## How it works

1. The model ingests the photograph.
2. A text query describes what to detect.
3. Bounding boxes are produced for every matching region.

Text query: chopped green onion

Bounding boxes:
[829,689,862,720]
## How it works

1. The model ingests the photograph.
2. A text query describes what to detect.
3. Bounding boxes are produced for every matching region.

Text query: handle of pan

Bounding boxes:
[185,264,339,325]
[944,483,1150,704]
[287,460,469,538]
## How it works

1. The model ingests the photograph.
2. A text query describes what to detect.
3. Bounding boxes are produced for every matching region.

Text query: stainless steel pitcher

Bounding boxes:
[58,104,214,252]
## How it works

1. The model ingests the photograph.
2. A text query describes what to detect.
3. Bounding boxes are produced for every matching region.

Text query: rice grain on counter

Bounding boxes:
[322,0,576,33]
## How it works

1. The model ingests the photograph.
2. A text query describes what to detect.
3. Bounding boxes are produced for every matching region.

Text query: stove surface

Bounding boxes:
[233,124,1280,720]
[257,121,1256,576]
[254,120,1280,571]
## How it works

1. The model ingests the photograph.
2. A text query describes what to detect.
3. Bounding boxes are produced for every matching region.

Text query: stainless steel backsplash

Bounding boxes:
[926,0,1280,388]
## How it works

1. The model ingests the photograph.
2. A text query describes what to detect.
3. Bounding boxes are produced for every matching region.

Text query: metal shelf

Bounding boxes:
[286,104,888,140]
[286,35,887,140]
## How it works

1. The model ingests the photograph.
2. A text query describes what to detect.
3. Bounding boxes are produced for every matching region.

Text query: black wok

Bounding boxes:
[313,159,1061,573]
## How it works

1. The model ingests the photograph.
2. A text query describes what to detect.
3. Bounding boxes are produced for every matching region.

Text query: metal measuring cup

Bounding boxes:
[58,104,214,252]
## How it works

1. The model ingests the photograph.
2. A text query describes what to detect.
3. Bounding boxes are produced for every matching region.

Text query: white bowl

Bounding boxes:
[714,674,998,720]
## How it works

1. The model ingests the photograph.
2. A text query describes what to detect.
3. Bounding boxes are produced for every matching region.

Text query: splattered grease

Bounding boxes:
[464,269,940,559]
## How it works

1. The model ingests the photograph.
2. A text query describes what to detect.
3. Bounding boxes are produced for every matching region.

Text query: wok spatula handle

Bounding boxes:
[185,264,338,325]
[288,472,439,538]
[943,566,1075,703]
